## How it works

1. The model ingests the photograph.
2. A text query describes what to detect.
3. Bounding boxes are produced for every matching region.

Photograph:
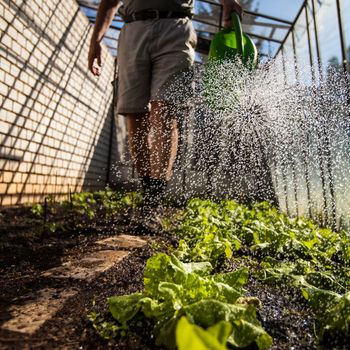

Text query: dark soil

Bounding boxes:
[0,205,326,350]
[0,219,159,349]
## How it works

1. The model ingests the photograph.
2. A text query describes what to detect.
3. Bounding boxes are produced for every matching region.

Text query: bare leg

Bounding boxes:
[149,101,179,181]
[126,113,151,177]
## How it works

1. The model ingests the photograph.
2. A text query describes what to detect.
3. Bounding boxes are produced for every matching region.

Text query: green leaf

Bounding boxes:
[176,316,229,350]
[108,293,143,324]
[158,282,182,305]
[182,261,213,276]
[301,286,341,319]
[322,291,350,335]
[156,316,180,350]
[87,311,120,339]
[206,320,232,345]
[139,297,164,319]
[256,332,275,350]
[210,281,243,304]
[144,253,189,297]
[184,300,272,349]
[224,241,233,259]
[302,287,350,339]
[213,268,249,289]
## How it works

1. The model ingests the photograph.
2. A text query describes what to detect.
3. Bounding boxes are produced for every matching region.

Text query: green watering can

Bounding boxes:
[208,12,257,69]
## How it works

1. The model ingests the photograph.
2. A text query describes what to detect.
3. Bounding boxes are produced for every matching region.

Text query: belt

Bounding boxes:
[123,10,192,23]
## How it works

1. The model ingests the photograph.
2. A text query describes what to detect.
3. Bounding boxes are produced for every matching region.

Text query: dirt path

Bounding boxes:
[0,227,156,349]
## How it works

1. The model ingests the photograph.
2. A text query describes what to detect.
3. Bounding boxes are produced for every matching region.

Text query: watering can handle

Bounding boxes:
[231,12,244,57]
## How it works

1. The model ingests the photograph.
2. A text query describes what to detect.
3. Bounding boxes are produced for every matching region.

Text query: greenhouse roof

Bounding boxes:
[78,0,305,60]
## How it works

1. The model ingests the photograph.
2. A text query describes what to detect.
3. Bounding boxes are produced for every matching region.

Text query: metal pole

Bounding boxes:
[310,0,330,227]
[290,29,300,217]
[302,1,314,219]
[291,30,299,82]
[311,0,322,71]
[302,132,313,219]
[244,10,294,25]
[280,47,291,216]
[199,0,294,25]
[305,2,314,72]
[274,0,307,58]
[320,0,340,228]
[324,129,337,230]
[316,124,329,226]
[335,0,348,72]
[44,197,47,224]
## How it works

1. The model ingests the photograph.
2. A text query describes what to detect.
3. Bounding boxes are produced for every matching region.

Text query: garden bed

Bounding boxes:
[0,230,314,350]
[0,193,349,349]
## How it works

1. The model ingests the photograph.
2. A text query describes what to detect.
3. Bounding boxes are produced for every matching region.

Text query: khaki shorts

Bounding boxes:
[116,17,197,114]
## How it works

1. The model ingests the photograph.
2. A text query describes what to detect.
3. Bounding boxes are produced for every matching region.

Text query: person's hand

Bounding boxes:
[88,39,102,76]
[222,0,243,28]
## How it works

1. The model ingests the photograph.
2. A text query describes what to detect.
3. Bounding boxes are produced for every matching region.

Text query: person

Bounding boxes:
[88,0,243,221]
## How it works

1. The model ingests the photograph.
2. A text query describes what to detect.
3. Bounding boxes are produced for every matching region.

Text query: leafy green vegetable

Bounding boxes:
[302,287,350,340]
[108,293,144,325]
[173,199,241,265]
[173,198,350,268]
[184,300,272,349]
[176,316,231,350]
[143,253,246,306]
[87,311,121,339]
[31,203,44,217]
[108,253,268,350]
[64,189,142,221]
[166,198,350,344]
[101,197,350,348]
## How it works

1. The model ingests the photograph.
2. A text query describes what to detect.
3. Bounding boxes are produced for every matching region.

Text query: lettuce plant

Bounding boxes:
[108,253,272,350]
[169,198,350,344]
[302,287,350,341]
[176,316,231,350]
[173,199,241,265]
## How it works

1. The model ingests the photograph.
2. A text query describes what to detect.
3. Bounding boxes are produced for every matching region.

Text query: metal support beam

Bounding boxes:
[193,17,220,29]
[247,32,282,44]
[193,18,284,44]
[246,21,290,30]
[311,0,322,69]
[335,0,348,72]
[274,0,307,58]
[305,2,314,70]
[303,0,315,219]
[291,30,299,81]
[290,29,300,217]
[280,47,291,216]
[198,0,294,27]
[244,10,293,25]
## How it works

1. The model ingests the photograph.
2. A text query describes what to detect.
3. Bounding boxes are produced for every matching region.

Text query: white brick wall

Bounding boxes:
[0,0,115,205]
